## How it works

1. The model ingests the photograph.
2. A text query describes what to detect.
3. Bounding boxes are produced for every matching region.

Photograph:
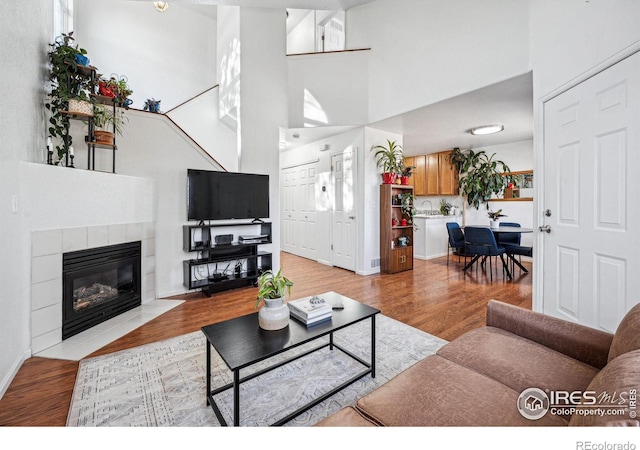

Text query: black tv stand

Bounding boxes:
[183,221,272,297]
[251,218,265,224]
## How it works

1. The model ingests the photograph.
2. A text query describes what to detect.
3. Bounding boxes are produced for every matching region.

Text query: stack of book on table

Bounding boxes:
[288,295,332,326]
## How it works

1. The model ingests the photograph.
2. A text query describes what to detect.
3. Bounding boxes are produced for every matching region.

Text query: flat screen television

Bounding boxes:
[187,169,270,221]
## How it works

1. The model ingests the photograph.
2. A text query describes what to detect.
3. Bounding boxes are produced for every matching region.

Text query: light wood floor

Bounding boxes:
[0,252,531,426]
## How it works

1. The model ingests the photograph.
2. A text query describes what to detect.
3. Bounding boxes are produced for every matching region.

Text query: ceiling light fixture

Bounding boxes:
[153,2,169,12]
[469,124,504,135]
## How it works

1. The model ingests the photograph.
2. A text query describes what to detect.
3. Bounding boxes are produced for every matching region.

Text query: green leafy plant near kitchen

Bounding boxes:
[400,192,419,230]
[449,147,514,210]
[45,32,93,162]
[487,209,507,220]
[371,140,403,175]
[255,268,293,308]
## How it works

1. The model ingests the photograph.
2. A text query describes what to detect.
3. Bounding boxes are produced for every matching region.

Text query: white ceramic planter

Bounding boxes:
[490,220,500,229]
[258,297,290,330]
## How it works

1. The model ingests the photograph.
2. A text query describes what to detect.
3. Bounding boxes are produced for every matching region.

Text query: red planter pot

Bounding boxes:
[381,172,397,184]
[400,176,409,185]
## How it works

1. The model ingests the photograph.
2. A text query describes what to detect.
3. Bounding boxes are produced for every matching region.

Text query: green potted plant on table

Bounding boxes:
[256,268,293,330]
[371,140,403,184]
[488,209,507,229]
[45,32,93,163]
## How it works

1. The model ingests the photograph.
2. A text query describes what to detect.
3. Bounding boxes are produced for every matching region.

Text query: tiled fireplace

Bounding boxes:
[31,222,156,354]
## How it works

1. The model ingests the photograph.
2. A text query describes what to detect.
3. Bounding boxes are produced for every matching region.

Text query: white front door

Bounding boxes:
[542,51,640,332]
[331,149,356,271]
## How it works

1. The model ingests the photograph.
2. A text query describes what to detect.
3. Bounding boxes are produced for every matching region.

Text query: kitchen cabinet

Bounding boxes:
[407,150,459,196]
[438,150,459,195]
[413,216,461,260]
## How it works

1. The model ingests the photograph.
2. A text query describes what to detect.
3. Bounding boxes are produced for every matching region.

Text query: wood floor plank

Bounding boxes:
[0,252,531,426]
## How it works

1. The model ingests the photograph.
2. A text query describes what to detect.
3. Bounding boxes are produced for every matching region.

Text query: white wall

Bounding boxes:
[346,0,530,123]
[167,87,239,172]
[217,6,240,130]
[0,0,52,399]
[238,7,288,273]
[75,0,217,111]
[287,10,316,54]
[287,50,370,128]
[530,0,640,98]
[109,110,225,297]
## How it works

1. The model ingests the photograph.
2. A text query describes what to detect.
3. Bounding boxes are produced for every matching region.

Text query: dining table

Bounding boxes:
[461,225,533,278]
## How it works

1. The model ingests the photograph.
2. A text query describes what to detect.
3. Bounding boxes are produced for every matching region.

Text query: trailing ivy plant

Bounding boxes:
[449,147,513,210]
[45,32,92,162]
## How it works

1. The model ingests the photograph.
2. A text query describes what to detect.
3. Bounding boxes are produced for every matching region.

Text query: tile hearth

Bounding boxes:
[34,299,183,361]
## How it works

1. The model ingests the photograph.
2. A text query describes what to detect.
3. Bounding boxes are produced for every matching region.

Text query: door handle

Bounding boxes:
[349,216,355,220]
[539,225,551,233]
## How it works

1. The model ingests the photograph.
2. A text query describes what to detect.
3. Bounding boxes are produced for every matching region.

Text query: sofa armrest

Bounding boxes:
[486,300,613,369]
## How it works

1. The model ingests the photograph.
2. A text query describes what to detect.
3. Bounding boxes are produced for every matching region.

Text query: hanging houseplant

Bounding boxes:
[45,32,93,163]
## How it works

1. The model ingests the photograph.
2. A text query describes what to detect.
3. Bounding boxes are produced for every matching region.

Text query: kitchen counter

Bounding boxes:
[413,215,461,260]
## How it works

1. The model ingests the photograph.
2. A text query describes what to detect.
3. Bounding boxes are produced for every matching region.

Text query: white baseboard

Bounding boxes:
[356,268,380,276]
[0,349,30,400]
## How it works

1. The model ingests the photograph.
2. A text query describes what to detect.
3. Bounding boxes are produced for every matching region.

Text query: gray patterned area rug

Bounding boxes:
[67,314,447,427]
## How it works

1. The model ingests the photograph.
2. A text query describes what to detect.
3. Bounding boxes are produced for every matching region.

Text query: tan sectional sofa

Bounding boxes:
[316,300,640,426]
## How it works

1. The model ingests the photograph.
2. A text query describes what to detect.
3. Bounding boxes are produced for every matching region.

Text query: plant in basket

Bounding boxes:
[92,104,127,145]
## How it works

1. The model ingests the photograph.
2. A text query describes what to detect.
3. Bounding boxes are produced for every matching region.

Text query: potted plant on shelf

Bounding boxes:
[98,74,134,107]
[255,268,293,330]
[449,147,514,225]
[399,158,415,185]
[371,140,403,184]
[488,209,507,229]
[45,32,93,163]
[399,192,418,230]
[92,104,127,145]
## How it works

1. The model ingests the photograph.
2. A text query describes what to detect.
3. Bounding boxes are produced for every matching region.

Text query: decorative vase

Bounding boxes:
[381,172,396,184]
[258,297,290,330]
[490,220,500,229]
[401,219,408,226]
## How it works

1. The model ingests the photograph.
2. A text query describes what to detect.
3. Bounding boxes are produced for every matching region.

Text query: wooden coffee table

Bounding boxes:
[201,292,380,426]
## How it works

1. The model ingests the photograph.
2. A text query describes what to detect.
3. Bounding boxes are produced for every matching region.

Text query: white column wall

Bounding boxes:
[0,0,52,398]
[238,8,288,273]
[75,0,217,111]
[346,0,530,123]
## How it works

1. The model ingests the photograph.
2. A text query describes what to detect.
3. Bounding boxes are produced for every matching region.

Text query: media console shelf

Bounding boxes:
[183,221,272,297]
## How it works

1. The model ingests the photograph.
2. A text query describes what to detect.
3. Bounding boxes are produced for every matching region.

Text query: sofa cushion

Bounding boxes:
[354,354,567,426]
[314,406,378,427]
[570,350,640,426]
[437,327,600,396]
[608,302,640,363]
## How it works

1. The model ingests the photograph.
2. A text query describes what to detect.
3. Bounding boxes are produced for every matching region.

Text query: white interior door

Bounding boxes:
[281,167,298,255]
[298,165,318,260]
[331,149,356,271]
[542,51,640,332]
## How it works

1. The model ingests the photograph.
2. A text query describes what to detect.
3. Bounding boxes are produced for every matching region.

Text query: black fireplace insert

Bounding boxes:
[62,241,141,340]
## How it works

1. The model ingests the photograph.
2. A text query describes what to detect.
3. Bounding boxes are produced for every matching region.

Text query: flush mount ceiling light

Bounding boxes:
[469,124,504,135]
[153,2,169,12]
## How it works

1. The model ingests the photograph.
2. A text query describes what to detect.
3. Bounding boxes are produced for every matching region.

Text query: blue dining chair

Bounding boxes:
[498,222,532,273]
[446,222,468,265]
[463,226,510,281]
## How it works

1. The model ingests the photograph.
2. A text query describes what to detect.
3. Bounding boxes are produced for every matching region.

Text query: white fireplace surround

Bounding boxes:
[30,222,156,355]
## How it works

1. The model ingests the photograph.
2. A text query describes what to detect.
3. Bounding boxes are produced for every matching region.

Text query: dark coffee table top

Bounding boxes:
[201,293,379,371]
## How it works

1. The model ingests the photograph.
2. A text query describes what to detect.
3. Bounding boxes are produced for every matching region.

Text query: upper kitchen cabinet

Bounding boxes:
[407,150,458,196]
